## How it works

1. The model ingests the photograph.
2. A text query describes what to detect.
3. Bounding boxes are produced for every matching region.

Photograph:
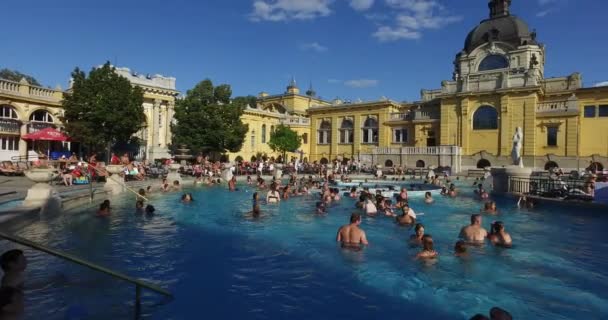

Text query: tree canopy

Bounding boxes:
[172,79,248,157]
[61,62,145,156]
[0,68,41,86]
[268,124,302,163]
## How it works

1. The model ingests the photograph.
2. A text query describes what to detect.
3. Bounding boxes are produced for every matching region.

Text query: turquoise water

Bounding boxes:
[1,181,607,319]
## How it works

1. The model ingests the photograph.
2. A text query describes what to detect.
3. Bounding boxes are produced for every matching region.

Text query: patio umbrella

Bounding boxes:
[22,127,70,158]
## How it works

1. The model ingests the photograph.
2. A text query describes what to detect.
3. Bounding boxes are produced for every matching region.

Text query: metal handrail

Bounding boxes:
[0,231,173,318]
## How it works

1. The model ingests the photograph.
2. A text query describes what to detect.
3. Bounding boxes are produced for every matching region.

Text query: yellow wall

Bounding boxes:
[578,90,608,156]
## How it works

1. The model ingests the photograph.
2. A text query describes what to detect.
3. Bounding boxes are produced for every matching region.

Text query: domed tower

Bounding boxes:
[305,82,316,97]
[452,0,545,90]
[286,76,300,94]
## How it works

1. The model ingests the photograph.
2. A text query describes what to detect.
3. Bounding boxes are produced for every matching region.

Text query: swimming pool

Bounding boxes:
[1,182,607,319]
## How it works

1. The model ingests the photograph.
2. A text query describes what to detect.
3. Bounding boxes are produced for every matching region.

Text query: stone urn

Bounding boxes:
[166,163,182,184]
[23,168,61,209]
[104,165,125,195]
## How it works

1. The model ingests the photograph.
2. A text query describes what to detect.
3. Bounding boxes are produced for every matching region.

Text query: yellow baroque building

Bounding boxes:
[234,0,608,173]
[0,66,178,162]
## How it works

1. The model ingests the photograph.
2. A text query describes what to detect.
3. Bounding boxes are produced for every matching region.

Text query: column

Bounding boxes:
[152,99,161,148]
[165,102,174,148]
[499,94,511,156]
[19,122,28,159]
[459,97,470,155]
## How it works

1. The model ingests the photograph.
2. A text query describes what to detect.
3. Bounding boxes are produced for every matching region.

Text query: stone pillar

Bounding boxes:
[499,94,511,156]
[165,102,174,148]
[459,97,470,155]
[152,99,161,148]
[19,122,28,159]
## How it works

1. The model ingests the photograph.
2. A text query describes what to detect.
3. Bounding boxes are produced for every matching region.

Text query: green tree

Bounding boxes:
[0,68,42,86]
[172,79,248,158]
[268,125,302,164]
[61,62,145,159]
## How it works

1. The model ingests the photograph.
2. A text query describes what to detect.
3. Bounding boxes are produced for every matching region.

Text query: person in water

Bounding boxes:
[410,223,425,244]
[181,193,194,203]
[454,240,468,257]
[336,213,369,249]
[399,188,408,201]
[459,214,488,243]
[1,250,26,290]
[349,187,357,198]
[172,180,182,191]
[440,186,448,196]
[228,176,237,191]
[97,201,111,217]
[424,192,434,204]
[448,184,457,197]
[364,198,377,216]
[483,201,497,214]
[135,200,144,214]
[266,185,281,204]
[0,286,24,319]
[396,204,416,225]
[416,235,438,259]
[488,221,512,247]
[316,201,327,215]
[145,205,155,215]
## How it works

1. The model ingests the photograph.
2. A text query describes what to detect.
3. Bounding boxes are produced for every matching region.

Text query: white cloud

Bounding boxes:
[344,79,379,88]
[373,0,461,42]
[349,0,375,11]
[300,42,328,52]
[327,78,341,84]
[537,0,563,17]
[536,9,552,17]
[594,81,608,87]
[373,26,420,41]
[250,0,333,22]
[538,0,557,5]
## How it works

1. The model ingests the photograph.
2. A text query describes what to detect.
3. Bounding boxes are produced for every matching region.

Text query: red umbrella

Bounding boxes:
[22,127,70,141]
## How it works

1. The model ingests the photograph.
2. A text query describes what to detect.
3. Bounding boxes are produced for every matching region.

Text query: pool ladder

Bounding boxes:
[0,231,173,319]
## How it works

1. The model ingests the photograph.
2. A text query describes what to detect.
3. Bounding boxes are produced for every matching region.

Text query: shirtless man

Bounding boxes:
[336,213,369,249]
[459,214,488,243]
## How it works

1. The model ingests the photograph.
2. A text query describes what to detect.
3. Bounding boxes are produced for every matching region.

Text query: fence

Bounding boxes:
[508,176,589,196]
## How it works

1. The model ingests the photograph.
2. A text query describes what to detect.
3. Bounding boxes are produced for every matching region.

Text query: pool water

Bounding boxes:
[1,181,608,319]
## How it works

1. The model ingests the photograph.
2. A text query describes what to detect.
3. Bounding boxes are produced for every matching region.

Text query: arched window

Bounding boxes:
[385,159,394,167]
[416,160,425,168]
[0,105,20,134]
[30,110,54,123]
[318,120,331,144]
[362,116,378,144]
[339,118,354,144]
[0,105,18,120]
[320,157,329,165]
[477,159,491,169]
[473,106,498,130]
[261,124,267,143]
[479,54,509,71]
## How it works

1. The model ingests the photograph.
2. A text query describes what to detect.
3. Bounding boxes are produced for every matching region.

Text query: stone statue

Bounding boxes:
[511,127,524,167]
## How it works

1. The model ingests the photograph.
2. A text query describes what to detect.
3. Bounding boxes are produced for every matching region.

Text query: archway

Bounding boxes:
[416,160,425,168]
[385,159,394,167]
[320,157,329,165]
[250,155,257,162]
[476,159,491,169]
[588,162,604,173]
[544,161,559,171]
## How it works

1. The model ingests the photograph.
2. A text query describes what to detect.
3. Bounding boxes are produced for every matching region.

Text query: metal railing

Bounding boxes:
[508,176,589,196]
[0,231,172,319]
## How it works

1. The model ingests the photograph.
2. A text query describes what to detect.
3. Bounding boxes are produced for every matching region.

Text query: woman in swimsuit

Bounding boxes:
[266,185,281,203]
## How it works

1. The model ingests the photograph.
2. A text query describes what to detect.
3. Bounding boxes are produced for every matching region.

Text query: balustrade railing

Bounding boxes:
[0,79,20,93]
[0,119,21,133]
[0,78,61,101]
[373,146,461,155]
[389,111,439,121]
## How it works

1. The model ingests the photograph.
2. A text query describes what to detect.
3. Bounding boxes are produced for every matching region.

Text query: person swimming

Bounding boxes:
[145,205,156,215]
[96,201,111,217]
[440,186,448,196]
[349,187,357,198]
[454,240,468,257]
[409,223,425,244]
[181,193,194,203]
[316,201,326,215]
[459,214,488,243]
[336,213,369,250]
[488,221,512,247]
[135,200,144,214]
[396,204,416,225]
[448,184,457,197]
[483,201,497,214]
[416,235,438,259]
[424,191,434,204]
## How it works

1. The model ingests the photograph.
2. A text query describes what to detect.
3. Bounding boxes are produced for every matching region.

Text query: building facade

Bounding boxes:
[233,0,608,172]
[0,66,178,162]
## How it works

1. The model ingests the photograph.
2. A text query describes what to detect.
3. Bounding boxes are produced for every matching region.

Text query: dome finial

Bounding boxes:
[306,81,316,97]
[489,0,511,19]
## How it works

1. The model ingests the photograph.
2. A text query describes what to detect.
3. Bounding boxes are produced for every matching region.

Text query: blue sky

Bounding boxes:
[2,0,607,102]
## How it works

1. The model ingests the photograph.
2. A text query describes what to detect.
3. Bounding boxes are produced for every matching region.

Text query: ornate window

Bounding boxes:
[30,110,54,123]
[547,127,558,147]
[339,118,354,144]
[261,124,267,143]
[0,105,18,119]
[473,106,498,130]
[478,54,509,71]
[393,128,408,143]
[361,116,378,144]
[317,120,331,144]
